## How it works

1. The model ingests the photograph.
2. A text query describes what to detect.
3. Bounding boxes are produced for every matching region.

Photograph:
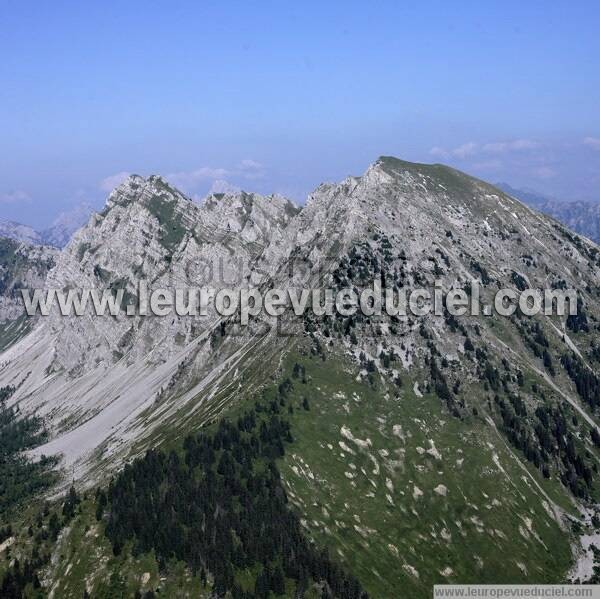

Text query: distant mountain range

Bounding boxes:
[496,183,600,244]
[0,202,93,248]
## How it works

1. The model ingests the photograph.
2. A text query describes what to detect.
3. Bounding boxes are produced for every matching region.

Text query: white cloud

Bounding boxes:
[237,159,265,180]
[166,167,230,193]
[100,171,131,192]
[96,161,266,199]
[482,139,539,153]
[429,146,449,159]
[430,143,478,159]
[452,142,478,158]
[239,159,263,171]
[532,166,556,179]
[0,190,31,204]
[430,138,539,161]
[583,137,600,150]
[512,138,539,150]
[207,180,242,195]
[166,160,266,194]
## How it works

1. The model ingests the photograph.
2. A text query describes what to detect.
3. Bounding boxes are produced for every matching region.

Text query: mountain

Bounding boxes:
[497,182,600,244]
[41,202,95,247]
[1,158,600,597]
[0,219,43,245]
[0,202,94,248]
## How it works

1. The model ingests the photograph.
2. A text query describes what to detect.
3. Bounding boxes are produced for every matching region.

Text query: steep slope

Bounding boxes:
[2,157,600,596]
[260,157,600,593]
[0,176,299,482]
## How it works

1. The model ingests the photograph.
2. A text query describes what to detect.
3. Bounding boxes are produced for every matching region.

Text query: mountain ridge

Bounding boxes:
[1,157,600,595]
[3,155,597,479]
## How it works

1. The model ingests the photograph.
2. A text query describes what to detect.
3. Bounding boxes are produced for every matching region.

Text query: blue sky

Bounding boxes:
[1,0,599,228]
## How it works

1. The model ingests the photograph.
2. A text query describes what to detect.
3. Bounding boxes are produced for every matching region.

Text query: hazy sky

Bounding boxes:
[1,1,599,228]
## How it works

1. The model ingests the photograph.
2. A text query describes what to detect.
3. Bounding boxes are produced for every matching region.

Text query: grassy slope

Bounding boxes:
[0,343,586,598]
[275,350,575,598]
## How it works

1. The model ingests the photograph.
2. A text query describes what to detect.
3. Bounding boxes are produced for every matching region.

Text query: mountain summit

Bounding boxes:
[1,157,600,595]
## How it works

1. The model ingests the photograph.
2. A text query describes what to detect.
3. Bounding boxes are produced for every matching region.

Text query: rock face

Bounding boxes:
[46,176,299,374]
[0,175,300,480]
[1,157,599,492]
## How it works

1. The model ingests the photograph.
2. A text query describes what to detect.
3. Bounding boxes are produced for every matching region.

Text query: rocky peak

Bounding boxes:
[37,176,299,375]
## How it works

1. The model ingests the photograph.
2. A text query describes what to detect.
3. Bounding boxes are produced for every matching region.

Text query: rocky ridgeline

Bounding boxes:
[0,157,599,489]
[43,175,298,373]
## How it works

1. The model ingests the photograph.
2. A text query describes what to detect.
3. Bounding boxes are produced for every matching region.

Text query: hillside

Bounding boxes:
[1,157,600,597]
